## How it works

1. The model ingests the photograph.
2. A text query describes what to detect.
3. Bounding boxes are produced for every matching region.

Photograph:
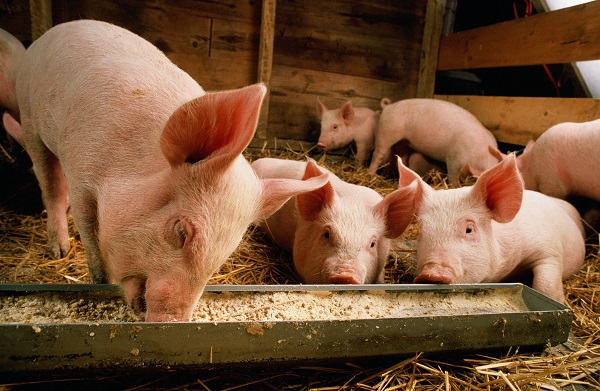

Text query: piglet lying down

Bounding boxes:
[396,154,585,303]
[252,157,418,284]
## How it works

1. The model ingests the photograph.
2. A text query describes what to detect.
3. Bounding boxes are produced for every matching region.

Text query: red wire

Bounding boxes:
[513,0,564,96]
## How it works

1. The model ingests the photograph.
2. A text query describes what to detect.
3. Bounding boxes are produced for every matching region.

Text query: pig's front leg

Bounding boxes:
[354,142,373,168]
[27,136,71,259]
[531,261,566,303]
[69,192,108,283]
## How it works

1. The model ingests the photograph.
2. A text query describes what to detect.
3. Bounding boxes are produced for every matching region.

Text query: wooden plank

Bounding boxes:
[436,94,600,146]
[256,0,276,139]
[416,0,446,98]
[29,0,52,40]
[273,0,425,81]
[51,0,260,91]
[438,1,600,70]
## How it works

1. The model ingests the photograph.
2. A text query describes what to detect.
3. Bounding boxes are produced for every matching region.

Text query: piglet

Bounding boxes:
[0,28,25,121]
[316,98,379,167]
[397,155,585,303]
[252,157,417,284]
[11,20,329,322]
[368,98,500,183]
[517,119,600,201]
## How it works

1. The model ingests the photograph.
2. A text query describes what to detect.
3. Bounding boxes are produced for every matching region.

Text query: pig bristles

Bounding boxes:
[1,147,599,390]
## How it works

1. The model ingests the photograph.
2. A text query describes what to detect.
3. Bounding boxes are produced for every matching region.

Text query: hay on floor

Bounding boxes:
[1,144,599,390]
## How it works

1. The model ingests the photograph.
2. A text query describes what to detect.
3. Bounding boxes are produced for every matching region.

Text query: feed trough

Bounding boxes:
[0,283,573,373]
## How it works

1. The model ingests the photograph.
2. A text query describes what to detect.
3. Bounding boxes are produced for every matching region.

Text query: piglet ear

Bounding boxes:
[376,180,421,239]
[297,160,336,221]
[397,155,421,188]
[256,160,330,220]
[316,97,328,120]
[471,154,523,223]
[396,155,428,214]
[160,83,266,168]
[339,101,354,124]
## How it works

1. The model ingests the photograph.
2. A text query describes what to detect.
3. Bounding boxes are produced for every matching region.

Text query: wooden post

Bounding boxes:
[416,0,446,99]
[256,0,276,139]
[29,0,53,41]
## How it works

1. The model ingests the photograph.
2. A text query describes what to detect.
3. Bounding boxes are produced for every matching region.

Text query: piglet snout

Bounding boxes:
[327,273,362,284]
[414,265,454,284]
[316,141,328,151]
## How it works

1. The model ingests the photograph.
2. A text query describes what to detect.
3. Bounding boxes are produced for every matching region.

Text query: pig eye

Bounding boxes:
[332,124,338,131]
[370,240,376,248]
[323,228,330,241]
[175,221,188,247]
[465,223,475,235]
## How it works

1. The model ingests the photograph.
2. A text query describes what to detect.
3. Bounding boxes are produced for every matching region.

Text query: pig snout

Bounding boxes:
[325,264,364,284]
[327,272,362,284]
[414,264,455,284]
[316,141,328,151]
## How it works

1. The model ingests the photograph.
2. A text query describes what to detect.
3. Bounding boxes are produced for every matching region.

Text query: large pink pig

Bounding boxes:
[397,155,585,303]
[252,157,418,284]
[368,98,500,184]
[10,20,329,322]
[316,98,379,167]
[0,28,25,121]
[517,119,600,201]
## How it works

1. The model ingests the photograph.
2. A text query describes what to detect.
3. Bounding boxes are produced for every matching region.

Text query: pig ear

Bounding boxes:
[255,165,330,220]
[375,180,421,239]
[160,83,266,168]
[471,154,523,223]
[488,145,505,162]
[339,101,355,124]
[296,160,336,221]
[396,156,427,215]
[397,155,421,188]
[316,97,328,120]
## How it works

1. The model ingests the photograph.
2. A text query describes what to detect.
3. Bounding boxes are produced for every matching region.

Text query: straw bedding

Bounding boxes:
[0,145,599,390]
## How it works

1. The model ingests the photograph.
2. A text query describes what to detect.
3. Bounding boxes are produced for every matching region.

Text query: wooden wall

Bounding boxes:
[435,1,600,146]
[1,0,428,145]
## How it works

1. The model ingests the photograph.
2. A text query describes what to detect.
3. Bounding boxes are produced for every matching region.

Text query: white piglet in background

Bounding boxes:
[517,119,600,201]
[397,155,585,303]
[316,98,379,167]
[0,28,26,121]
[368,98,500,183]
[6,20,330,322]
[252,158,418,284]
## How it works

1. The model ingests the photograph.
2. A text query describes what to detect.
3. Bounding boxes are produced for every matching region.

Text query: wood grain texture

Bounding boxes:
[436,94,600,146]
[438,1,600,70]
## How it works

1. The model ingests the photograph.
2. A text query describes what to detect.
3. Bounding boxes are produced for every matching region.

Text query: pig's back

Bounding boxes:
[17,20,203,171]
[531,119,600,199]
[510,190,585,279]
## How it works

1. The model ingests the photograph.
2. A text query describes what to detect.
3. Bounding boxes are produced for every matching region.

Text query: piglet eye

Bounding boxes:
[175,221,188,248]
[370,240,376,248]
[465,223,475,235]
[332,124,338,130]
[323,229,330,240]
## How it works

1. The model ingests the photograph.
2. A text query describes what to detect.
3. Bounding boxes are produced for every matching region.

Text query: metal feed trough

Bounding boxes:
[0,283,573,373]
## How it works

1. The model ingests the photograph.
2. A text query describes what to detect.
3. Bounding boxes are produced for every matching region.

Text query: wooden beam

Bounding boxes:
[416,0,446,98]
[438,1,600,70]
[29,0,52,41]
[436,94,600,146]
[256,0,276,139]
